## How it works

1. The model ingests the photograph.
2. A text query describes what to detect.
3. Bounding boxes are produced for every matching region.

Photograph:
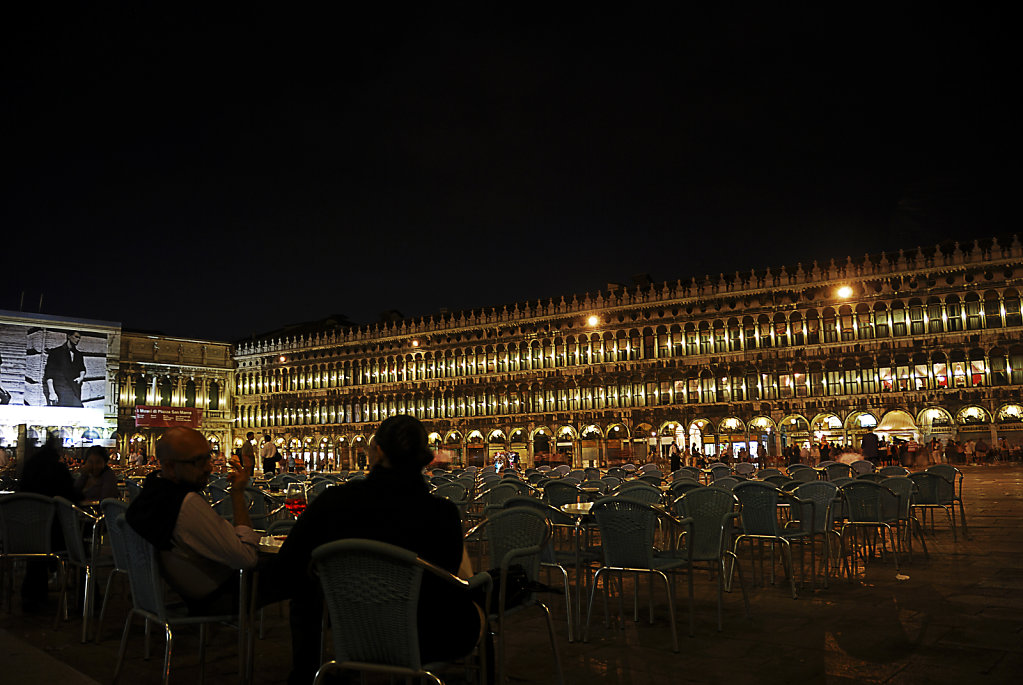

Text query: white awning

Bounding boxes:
[875,410,918,432]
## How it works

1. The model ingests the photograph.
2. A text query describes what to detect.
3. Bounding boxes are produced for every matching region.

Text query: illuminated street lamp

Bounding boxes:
[837,286,853,299]
[587,315,599,326]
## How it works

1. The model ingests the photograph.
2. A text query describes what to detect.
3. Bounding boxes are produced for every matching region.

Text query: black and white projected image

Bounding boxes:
[0,324,108,410]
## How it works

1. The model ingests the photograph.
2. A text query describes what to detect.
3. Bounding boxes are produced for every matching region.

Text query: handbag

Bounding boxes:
[485,563,561,613]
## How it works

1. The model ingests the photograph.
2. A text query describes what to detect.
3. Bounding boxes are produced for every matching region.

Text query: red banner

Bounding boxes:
[135,406,203,428]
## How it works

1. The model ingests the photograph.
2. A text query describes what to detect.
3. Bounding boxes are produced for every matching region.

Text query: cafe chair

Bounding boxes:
[109,514,239,685]
[474,507,565,685]
[94,499,130,643]
[583,497,693,652]
[501,495,582,641]
[54,496,113,642]
[882,476,928,561]
[731,481,810,599]
[312,538,492,685]
[908,472,961,541]
[850,460,876,476]
[0,493,65,626]
[790,482,841,588]
[824,463,854,481]
[838,481,901,578]
[925,464,969,539]
[672,488,750,632]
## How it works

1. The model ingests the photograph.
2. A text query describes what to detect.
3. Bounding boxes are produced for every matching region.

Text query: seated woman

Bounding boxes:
[265,415,483,685]
[74,445,120,501]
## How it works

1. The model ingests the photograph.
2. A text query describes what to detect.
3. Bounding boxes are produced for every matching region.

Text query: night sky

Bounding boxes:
[3,7,1015,342]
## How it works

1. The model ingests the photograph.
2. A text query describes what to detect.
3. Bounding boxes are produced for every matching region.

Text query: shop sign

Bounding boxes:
[135,406,203,428]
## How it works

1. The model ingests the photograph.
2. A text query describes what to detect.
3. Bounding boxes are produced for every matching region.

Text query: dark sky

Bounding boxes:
[3,7,1016,341]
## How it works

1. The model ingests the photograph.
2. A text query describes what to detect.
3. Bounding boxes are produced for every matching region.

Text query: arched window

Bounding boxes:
[789,312,805,345]
[1005,289,1022,328]
[985,291,1003,329]
[927,297,944,333]
[727,318,742,351]
[965,293,982,330]
[159,378,173,406]
[946,295,963,331]
[822,308,838,343]
[856,303,874,339]
[185,380,196,408]
[133,374,145,406]
[890,301,907,336]
[990,347,1008,386]
[208,381,220,411]
[909,299,925,335]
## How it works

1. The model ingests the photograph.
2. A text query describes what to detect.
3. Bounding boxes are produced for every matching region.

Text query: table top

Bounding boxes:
[258,535,286,554]
[560,502,594,516]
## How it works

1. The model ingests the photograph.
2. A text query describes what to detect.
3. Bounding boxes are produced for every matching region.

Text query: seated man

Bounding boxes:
[126,426,258,613]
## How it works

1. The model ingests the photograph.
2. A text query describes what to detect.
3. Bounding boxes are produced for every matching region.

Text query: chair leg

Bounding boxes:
[781,540,797,599]
[957,500,969,540]
[657,572,679,653]
[95,570,119,643]
[199,623,207,685]
[162,625,174,685]
[725,552,751,619]
[583,568,605,642]
[113,612,133,684]
[539,602,566,685]
[81,564,94,643]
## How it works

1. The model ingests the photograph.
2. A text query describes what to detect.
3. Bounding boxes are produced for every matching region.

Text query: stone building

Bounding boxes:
[116,332,233,459]
[231,237,1023,469]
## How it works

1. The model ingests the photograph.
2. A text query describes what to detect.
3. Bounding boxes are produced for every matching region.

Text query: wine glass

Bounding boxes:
[284,482,307,517]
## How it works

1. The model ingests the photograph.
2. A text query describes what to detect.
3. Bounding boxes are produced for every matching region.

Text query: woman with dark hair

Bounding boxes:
[18,437,79,610]
[74,445,119,500]
[265,415,482,685]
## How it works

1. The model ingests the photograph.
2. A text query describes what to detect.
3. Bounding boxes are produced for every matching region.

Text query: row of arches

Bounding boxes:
[244,402,1023,469]
[116,372,223,411]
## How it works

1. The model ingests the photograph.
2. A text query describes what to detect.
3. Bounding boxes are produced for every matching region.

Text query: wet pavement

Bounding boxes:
[2,464,1021,684]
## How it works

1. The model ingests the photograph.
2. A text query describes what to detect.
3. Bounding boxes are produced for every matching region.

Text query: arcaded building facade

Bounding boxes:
[232,237,1023,469]
[116,332,234,459]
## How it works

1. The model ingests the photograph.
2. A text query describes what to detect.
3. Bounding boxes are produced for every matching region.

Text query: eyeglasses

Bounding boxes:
[174,451,212,467]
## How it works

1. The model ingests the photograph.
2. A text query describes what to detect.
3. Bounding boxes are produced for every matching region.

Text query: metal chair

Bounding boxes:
[908,472,961,541]
[311,539,492,685]
[838,481,901,578]
[542,480,582,509]
[731,481,809,599]
[501,496,580,641]
[95,499,130,643]
[611,482,662,505]
[668,480,704,499]
[472,507,565,685]
[54,496,112,642]
[108,514,239,685]
[925,464,969,539]
[733,463,756,479]
[790,481,841,588]
[0,493,65,625]
[672,488,750,631]
[823,463,854,481]
[882,476,928,561]
[583,497,692,652]
[849,460,875,476]
[708,464,732,482]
